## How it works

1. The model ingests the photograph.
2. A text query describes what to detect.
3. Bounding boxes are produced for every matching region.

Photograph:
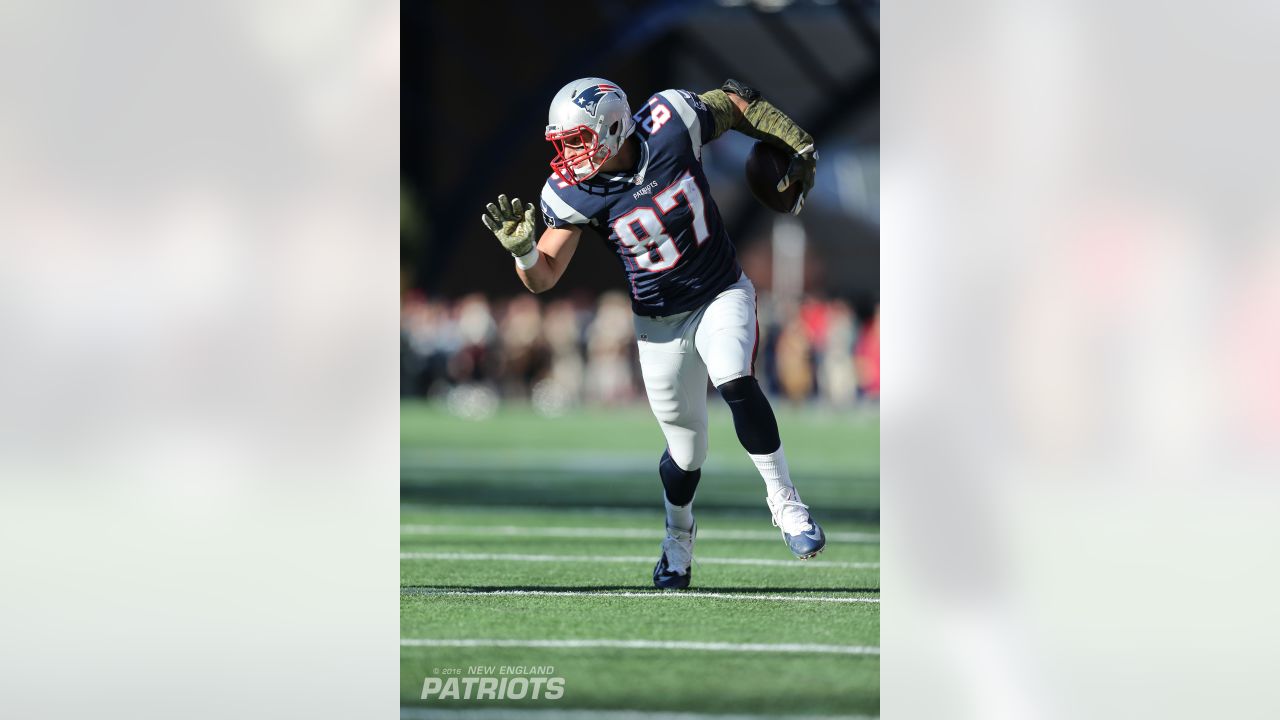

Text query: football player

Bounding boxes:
[480,77,823,589]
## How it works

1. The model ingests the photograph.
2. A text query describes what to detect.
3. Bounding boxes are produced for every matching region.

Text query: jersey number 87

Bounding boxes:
[612,171,710,272]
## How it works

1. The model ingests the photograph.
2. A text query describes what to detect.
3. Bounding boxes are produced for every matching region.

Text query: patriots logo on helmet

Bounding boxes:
[572,84,619,117]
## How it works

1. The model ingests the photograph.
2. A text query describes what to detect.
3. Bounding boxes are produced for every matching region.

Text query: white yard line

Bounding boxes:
[400,551,878,569]
[400,638,880,656]
[402,588,879,604]
[401,708,877,720]
[401,524,879,543]
[401,450,656,472]
[402,448,870,476]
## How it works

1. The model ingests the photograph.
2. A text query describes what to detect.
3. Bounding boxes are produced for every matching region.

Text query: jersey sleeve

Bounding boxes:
[540,179,591,229]
[655,89,718,160]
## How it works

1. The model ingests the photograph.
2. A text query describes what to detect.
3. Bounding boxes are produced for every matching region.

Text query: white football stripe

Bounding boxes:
[401,708,878,720]
[400,551,878,569]
[401,588,879,604]
[540,183,590,225]
[401,524,879,544]
[658,89,703,159]
[400,638,879,656]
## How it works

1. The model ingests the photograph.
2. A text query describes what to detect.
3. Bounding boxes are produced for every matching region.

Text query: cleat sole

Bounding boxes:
[795,544,826,561]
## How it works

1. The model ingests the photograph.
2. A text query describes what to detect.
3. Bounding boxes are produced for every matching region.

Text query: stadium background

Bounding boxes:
[400,0,880,716]
[402,0,879,409]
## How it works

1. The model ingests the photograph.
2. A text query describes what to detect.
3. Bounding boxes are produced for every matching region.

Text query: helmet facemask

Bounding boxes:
[547,124,613,185]
[545,79,634,186]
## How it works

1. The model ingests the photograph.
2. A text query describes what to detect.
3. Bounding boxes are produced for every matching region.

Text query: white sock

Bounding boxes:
[664,495,695,532]
[748,445,796,499]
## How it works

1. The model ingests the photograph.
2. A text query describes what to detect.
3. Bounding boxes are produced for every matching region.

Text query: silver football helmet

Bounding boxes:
[545,77,635,185]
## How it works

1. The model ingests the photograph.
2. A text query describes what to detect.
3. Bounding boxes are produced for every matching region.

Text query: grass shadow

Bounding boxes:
[402,584,880,594]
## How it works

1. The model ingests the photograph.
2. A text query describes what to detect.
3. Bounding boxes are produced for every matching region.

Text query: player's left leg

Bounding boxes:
[694,274,826,560]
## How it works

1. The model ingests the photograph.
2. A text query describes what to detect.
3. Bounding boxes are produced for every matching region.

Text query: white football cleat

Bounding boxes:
[767,487,826,560]
[653,523,696,589]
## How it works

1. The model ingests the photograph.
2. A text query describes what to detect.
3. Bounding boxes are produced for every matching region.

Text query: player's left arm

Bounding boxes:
[697,80,818,214]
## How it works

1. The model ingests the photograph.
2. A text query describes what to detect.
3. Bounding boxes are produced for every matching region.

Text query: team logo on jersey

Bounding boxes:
[573,84,619,117]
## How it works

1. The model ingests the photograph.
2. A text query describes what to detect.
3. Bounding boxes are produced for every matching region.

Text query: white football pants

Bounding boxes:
[633,272,758,472]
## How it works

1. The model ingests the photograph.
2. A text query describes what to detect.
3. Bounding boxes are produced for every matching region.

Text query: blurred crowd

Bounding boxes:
[401,290,879,415]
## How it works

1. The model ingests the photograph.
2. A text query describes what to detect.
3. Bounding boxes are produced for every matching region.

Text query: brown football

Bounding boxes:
[744,141,799,213]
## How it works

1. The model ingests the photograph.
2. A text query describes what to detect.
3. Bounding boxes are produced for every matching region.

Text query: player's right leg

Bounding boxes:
[635,313,710,589]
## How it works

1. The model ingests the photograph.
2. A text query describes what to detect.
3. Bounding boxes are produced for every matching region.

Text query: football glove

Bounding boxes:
[715,81,818,215]
[480,193,536,257]
[777,144,818,215]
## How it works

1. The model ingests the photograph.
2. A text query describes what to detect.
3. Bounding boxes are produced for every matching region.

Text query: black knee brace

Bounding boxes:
[659,448,702,506]
[717,376,782,455]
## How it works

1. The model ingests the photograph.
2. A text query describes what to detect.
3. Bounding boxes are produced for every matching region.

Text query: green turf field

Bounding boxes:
[401,400,880,718]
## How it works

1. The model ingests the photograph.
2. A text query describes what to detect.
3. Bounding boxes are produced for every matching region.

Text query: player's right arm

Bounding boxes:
[481,193,581,294]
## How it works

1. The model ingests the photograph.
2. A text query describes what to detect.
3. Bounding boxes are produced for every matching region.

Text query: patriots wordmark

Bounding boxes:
[421,676,566,701]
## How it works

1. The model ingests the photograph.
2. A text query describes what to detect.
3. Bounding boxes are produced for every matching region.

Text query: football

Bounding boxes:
[744,141,799,213]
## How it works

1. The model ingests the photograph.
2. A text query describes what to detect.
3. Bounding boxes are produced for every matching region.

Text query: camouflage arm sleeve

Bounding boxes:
[696,88,814,153]
[697,89,739,141]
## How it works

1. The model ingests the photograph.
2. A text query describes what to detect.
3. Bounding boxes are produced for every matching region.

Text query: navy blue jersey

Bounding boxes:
[540,89,741,317]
